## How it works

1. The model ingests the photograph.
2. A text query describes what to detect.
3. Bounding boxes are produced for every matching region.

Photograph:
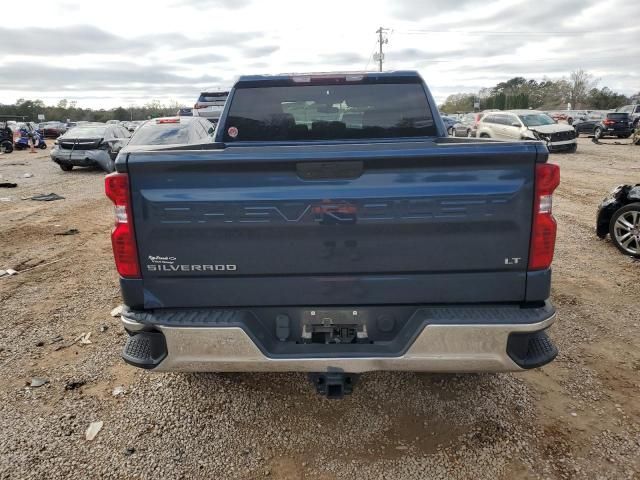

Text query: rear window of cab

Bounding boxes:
[223,83,437,142]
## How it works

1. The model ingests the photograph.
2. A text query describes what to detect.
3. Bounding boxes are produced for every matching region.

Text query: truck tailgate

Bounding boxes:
[126,140,541,308]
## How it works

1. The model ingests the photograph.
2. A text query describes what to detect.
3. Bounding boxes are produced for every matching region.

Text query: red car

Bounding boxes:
[38,122,67,138]
[549,112,568,122]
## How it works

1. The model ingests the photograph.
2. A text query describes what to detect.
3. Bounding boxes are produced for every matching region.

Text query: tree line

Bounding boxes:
[439,70,638,114]
[0,99,182,123]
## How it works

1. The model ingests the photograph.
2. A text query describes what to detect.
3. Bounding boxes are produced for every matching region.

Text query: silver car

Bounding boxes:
[477,110,577,153]
[125,116,215,147]
[50,123,130,172]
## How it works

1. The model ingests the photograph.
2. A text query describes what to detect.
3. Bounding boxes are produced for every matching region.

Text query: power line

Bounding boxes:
[416,55,631,65]
[366,25,635,72]
[395,29,604,36]
[363,37,379,71]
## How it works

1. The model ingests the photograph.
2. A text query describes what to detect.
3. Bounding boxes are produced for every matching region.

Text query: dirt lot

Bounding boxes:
[0,138,638,480]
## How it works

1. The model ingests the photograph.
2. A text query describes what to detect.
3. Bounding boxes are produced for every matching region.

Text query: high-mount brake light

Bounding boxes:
[156,118,180,124]
[105,173,140,278]
[291,73,365,83]
[529,163,560,270]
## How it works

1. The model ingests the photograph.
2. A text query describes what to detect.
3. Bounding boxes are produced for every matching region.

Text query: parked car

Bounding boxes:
[596,184,640,258]
[38,121,67,138]
[50,123,130,172]
[573,111,606,136]
[457,112,486,137]
[124,117,215,148]
[4,121,21,145]
[616,104,640,126]
[120,121,142,132]
[477,110,577,152]
[565,111,588,126]
[192,91,229,122]
[0,120,14,153]
[441,116,468,137]
[177,107,193,117]
[592,112,634,140]
[441,116,456,135]
[107,71,560,398]
[126,121,143,132]
[548,111,568,122]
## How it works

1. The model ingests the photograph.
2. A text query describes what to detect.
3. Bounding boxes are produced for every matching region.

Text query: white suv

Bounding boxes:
[616,104,640,126]
[192,91,229,122]
[477,110,577,153]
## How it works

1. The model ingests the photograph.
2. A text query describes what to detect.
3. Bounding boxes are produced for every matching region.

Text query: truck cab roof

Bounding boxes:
[234,71,424,88]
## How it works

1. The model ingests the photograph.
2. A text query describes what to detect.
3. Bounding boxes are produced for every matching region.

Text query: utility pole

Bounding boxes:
[375,27,388,72]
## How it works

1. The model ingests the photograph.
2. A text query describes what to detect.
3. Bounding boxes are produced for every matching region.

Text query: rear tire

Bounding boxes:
[594,127,604,140]
[59,164,73,172]
[609,203,640,258]
[567,143,577,153]
[39,143,47,149]
[479,133,490,138]
[0,140,13,153]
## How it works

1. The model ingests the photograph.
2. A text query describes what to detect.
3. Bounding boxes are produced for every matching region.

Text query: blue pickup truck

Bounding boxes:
[106,71,560,398]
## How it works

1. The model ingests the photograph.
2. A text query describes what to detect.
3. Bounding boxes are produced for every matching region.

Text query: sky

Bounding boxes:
[0,0,638,108]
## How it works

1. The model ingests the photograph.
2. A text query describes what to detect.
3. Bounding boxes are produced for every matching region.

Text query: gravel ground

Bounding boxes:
[0,138,639,479]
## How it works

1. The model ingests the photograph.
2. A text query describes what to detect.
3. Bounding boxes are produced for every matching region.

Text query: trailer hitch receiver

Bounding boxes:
[308,372,358,399]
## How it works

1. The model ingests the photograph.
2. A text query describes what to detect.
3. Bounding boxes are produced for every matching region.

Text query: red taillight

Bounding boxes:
[529,163,560,270]
[603,119,615,126]
[105,173,140,278]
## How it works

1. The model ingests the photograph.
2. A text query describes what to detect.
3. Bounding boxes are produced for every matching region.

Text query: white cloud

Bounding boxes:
[0,0,637,108]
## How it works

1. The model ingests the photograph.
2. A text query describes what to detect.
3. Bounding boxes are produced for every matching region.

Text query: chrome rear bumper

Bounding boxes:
[121,313,556,373]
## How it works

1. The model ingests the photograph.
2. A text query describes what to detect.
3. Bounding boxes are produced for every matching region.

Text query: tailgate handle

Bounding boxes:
[296,161,363,180]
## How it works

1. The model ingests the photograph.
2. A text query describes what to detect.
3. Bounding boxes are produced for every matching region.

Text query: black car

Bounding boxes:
[589,113,634,139]
[573,112,604,136]
[0,120,14,153]
[597,184,640,258]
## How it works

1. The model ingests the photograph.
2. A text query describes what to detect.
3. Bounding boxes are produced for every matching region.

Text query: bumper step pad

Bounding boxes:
[122,332,167,369]
[506,329,558,369]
